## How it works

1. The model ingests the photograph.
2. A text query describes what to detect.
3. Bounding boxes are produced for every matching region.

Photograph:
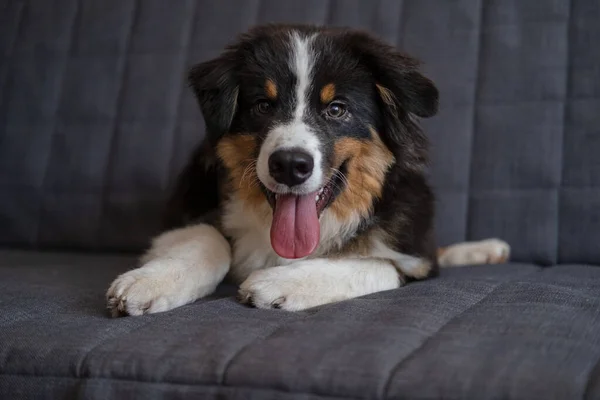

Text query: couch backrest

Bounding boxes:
[1,0,599,265]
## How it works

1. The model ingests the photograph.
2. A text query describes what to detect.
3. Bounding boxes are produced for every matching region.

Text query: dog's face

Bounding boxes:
[189,25,438,259]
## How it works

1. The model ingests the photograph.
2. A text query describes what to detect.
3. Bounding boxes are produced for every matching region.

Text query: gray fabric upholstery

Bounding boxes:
[0,250,599,400]
[1,0,599,264]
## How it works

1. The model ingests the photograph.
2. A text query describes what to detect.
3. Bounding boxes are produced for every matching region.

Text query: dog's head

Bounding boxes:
[189,24,438,259]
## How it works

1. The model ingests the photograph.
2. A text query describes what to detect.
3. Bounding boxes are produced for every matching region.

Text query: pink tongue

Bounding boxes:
[270,192,320,259]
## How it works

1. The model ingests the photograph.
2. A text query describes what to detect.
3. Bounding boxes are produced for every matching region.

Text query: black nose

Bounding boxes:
[268,149,314,187]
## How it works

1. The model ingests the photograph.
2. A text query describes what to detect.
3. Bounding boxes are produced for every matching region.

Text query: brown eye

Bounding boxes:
[326,102,347,119]
[255,100,271,114]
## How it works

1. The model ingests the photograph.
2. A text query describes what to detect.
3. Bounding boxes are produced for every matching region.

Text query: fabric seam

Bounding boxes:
[0,373,358,400]
[463,0,486,241]
[381,268,541,398]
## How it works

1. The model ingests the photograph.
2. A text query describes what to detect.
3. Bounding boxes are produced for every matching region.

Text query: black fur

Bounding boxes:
[162,142,221,230]
[168,24,440,277]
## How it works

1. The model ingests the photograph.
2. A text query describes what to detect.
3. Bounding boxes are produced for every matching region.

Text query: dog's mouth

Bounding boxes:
[261,161,348,260]
[264,163,346,215]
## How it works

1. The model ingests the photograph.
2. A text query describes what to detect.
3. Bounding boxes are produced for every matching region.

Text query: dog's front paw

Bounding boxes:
[238,266,330,311]
[438,238,511,267]
[106,261,197,317]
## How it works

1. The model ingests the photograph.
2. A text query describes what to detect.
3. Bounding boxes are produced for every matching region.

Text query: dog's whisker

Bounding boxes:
[240,161,258,188]
[328,178,346,195]
[327,170,346,195]
[246,177,261,190]
[338,173,350,188]
[330,168,350,189]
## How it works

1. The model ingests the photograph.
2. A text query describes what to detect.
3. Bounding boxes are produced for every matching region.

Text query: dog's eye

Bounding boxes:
[325,102,347,119]
[255,100,272,115]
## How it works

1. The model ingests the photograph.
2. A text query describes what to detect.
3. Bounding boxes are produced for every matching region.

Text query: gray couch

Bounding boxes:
[1,1,599,399]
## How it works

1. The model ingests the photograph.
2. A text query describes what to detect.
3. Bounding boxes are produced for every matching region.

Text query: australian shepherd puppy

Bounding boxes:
[107,24,510,315]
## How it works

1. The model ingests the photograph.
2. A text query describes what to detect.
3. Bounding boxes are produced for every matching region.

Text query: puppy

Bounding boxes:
[106,24,510,315]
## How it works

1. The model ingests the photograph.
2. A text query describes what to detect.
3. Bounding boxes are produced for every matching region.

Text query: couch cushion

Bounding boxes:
[0,250,599,399]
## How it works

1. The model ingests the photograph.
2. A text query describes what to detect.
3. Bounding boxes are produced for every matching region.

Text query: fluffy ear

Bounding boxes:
[374,69,438,119]
[344,31,437,171]
[188,52,239,144]
[348,32,439,118]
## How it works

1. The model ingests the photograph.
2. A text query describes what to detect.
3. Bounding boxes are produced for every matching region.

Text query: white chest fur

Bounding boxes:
[220,195,362,283]
[220,196,287,282]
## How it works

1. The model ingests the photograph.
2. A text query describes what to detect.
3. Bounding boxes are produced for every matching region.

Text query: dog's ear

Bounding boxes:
[348,32,438,119]
[345,31,438,171]
[188,52,239,145]
[374,68,439,120]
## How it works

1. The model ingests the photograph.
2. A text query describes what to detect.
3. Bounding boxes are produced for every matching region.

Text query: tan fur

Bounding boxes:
[394,258,432,279]
[320,83,336,103]
[331,128,395,220]
[265,79,277,100]
[327,234,373,258]
[216,135,265,210]
[488,250,509,263]
[437,247,447,258]
[376,84,398,116]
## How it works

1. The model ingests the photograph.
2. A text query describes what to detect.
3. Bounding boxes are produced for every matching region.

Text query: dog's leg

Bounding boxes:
[238,258,402,311]
[106,224,231,317]
[437,238,510,267]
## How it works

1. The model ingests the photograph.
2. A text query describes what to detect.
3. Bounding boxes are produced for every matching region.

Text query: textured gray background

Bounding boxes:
[2,0,599,265]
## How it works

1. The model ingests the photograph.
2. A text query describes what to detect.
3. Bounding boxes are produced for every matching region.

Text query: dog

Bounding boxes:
[106,24,510,315]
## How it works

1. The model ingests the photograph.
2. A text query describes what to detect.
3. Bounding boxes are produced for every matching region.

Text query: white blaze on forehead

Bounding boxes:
[256,31,324,194]
[290,31,316,122]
